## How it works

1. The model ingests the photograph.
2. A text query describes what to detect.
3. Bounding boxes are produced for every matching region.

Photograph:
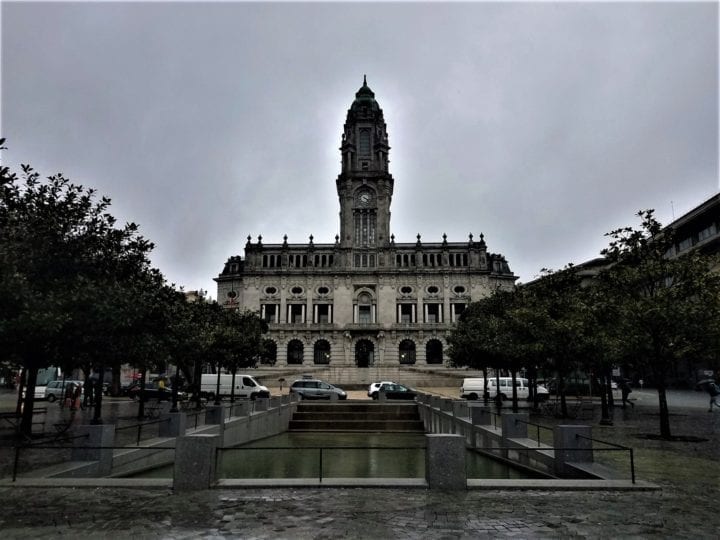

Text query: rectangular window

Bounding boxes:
[261,304,278,324]
[288,304,304,324]
[698,224,716,241]
[316,304,331,324]
[358,306,372,324]
[678,237,693,251]
[425,304,442,323]
[452,303,466,322]
[398,304,413,324]
[359,129,371,155]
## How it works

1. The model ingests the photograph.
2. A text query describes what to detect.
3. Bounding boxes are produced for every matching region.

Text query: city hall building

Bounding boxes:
[215,78,516,372]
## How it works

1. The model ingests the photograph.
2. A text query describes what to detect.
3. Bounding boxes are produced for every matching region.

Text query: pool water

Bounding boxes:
[128,432,538,480]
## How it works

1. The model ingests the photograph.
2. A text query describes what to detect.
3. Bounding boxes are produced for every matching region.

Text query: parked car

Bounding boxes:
[290,379,347,400]
[461,377,549,401]
[44,380,84,402]
[373,383,417,400]
[126,381,185,402]
[367,381,397,398]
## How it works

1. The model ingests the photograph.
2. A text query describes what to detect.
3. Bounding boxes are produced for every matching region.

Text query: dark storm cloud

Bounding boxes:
[2,2,716,295]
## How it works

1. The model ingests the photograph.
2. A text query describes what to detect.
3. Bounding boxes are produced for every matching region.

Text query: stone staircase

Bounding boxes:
[288,401,426,432]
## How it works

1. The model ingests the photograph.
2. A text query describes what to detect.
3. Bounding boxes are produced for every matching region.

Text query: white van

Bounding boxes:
[461,377,549,401]
[200,373,270,400]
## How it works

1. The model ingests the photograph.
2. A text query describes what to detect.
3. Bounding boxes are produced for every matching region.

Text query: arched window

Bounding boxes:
[314,340,331,364]
[399,340,416,365]
[287,340,304,365]
[260,339,277,365]
[426,339,443,365]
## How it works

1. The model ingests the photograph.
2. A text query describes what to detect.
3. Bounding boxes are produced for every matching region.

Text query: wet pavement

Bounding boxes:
[1,387,719,538]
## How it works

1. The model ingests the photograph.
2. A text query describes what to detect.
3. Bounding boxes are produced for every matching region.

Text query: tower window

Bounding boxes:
[359,129,371,155]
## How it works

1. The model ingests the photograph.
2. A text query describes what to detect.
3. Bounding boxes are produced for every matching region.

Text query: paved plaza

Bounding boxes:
[1,388,719,538]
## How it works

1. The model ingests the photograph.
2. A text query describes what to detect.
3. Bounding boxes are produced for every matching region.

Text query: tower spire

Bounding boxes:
[363,74,367,86]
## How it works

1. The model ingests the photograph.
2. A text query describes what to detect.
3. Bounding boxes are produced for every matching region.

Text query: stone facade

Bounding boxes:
[215,78,516,369]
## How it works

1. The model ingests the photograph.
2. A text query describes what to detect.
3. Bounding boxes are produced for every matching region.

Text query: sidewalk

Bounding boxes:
[0,389,719,538]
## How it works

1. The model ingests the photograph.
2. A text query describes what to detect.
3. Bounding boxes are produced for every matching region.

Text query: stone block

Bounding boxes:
[159,412,187,437]
[205,404,224,425]
[425,434,466,490]
[501,413,529,440]
[174,434,220,491]
[469,405,492,426]
[452,401,469,419]
[553,424,593,477]
[72,424,115,476]
[254,398,269,411]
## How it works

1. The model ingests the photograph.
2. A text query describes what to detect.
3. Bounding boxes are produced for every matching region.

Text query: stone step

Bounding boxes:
[292,411,420,421]
[290,401,425,432]
[288,419,425,432]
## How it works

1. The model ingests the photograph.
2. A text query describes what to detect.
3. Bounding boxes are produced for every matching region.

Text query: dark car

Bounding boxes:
[127,381,184,402]
[373,383,417,400]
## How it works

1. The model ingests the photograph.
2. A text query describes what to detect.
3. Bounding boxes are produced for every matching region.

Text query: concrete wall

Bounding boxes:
[417,392,593,479]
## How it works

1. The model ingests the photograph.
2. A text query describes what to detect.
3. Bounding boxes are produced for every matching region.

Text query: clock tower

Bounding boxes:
[336,76,394,252]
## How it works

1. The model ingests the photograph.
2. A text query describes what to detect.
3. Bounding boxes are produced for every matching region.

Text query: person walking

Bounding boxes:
[620,379,634,409]
[706,381,720,412]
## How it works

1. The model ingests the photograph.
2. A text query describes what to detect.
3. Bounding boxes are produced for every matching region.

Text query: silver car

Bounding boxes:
[290,379,347,400]
[44,380,84,402]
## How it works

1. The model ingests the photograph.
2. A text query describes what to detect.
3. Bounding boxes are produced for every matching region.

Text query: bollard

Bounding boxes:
[72,424,115,476]
[254,398,269,411]
[205,404,224,425]
[501,413,528,440]
[425,434,466,490]
[469,405,492,426]
[174,434,220,490]
[553,425,593,477]
[159,411,187,438]
[231,401,250,418]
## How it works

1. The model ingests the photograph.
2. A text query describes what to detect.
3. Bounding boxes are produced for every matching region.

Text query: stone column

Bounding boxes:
[553,425,593,477]
[425,434,466,490]
[72,424,115,476]
[159,412,187,437]
[205,404,224,425]
[174,434,220,491]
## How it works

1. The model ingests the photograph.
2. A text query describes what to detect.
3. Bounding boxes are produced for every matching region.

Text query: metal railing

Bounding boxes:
[217,445,426,482]
[116,417,171,446]
[576,434,635,484]
[513,418,554,447]
[12,432,90,482]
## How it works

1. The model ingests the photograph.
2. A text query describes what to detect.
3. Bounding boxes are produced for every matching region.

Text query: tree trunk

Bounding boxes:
[482,367,489,405]
[230,367,237,403]
[111,364,121,397]
[559,372,568,418]
[599,372,612,425]
[193,359,203,409]
[495,370,502,410]
[92,364,105,424]
[15,368,26,417]
[606,367,615,408]
[657,379,672,439]
[137,367,147,420]
[510,369,519,413]
[19,366,39,436]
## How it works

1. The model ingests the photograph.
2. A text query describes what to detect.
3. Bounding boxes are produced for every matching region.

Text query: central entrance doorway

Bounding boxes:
[355,339,375,368]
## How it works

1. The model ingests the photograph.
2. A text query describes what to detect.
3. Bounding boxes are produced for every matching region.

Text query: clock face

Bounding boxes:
[359,192,372,206]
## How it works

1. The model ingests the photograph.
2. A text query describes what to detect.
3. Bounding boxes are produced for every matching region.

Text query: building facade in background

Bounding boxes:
[215,79,516,368]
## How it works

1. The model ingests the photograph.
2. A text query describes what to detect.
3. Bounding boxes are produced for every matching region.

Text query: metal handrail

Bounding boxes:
[513,418,554,447]
[218,445,427,483]
[575,433,635,484]
[116,417,171,446]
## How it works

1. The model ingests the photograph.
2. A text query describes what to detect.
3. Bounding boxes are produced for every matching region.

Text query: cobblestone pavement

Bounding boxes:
[1,388,720,538]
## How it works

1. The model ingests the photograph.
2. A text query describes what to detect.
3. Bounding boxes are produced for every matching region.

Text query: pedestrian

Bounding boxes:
[71,383,83,411]
[620,379,634,409]
[707,381,720,412]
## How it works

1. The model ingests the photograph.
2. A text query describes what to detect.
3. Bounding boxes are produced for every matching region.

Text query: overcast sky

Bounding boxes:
[2,1,718,298]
